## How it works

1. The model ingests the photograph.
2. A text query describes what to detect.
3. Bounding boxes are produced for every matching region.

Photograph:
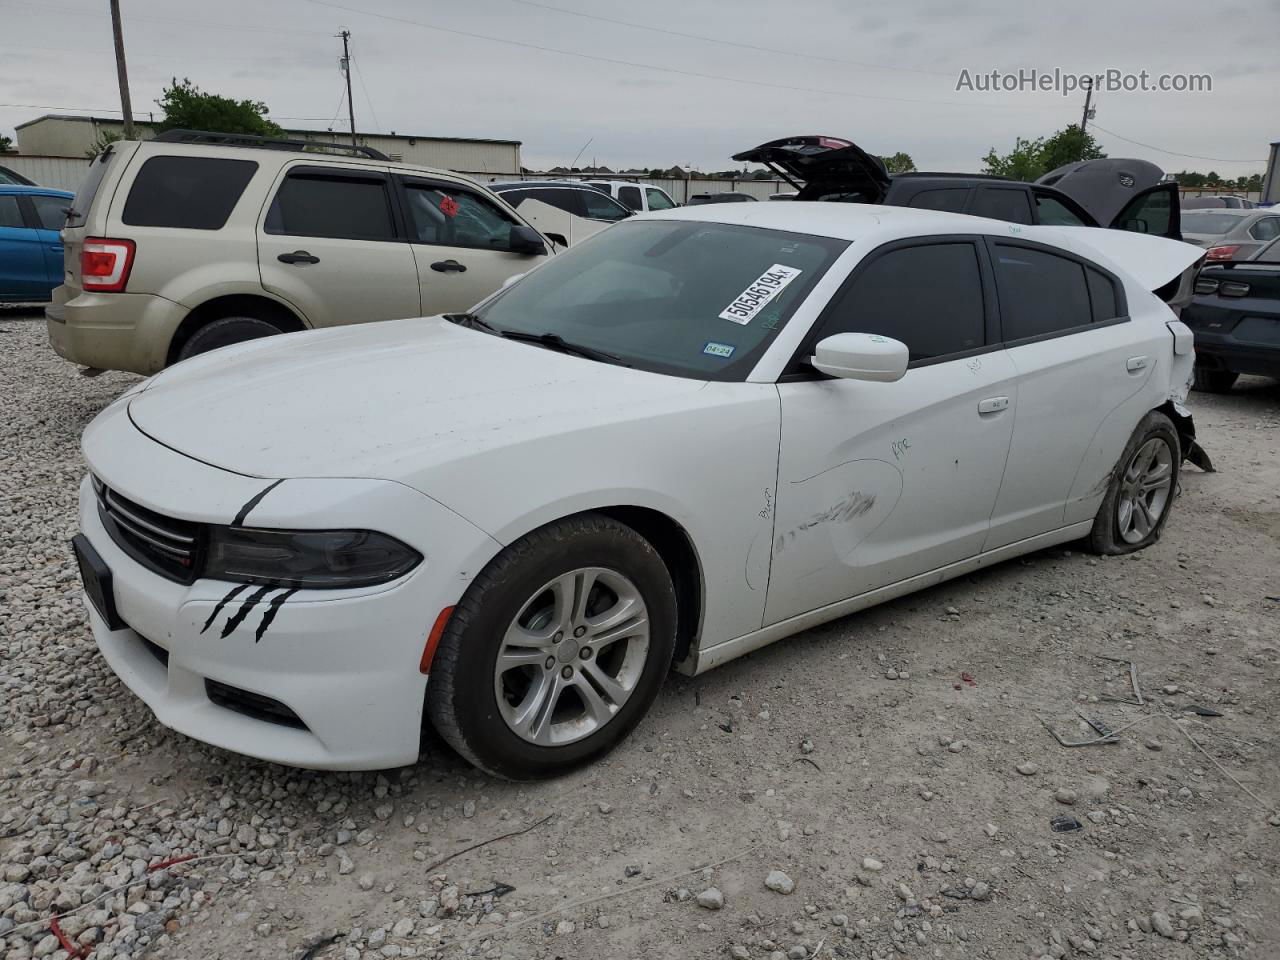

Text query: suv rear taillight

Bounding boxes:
[81,237,136,292]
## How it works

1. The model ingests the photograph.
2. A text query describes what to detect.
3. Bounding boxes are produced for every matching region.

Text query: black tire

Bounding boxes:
[425,513,677,780]
[1191,365,1238,394]
[1087,411,1181,556]
[176,315,286,362]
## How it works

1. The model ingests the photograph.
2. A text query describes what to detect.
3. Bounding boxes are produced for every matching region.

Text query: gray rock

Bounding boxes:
[696,887,724,910]
[1151,911,1175,938]
[1016,762,1039,776]
[765,870,795,894]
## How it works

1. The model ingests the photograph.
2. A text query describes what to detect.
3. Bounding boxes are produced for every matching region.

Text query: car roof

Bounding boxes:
[0,184,74,197]
[490,180,590,189]
[130,138,463,183]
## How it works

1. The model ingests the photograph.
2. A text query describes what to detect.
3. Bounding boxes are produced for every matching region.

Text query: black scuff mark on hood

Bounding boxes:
[220,584,278,638]
[254,587,300,643]
[200,583,251,634]
[232,479,284,526]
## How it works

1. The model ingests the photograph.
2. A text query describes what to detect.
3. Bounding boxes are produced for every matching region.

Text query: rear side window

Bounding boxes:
[994,244,1093,340]
[67,151,113,227]
[1250,217,1280,242]
[123,156,258,230]
[820,242,986,361]
[906,187,969,213]
[31,194,70,230]
[617,185,643,210]
[581,189,629,222]
[971,188,1034,225]
[520,188,583,217]
[266,172,396,241]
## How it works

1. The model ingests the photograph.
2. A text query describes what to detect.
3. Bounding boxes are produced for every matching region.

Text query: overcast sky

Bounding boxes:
[2,0,1276,175]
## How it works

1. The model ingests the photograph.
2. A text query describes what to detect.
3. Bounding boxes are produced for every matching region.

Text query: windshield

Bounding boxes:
[472,219,847,381]
[1181,212,1244,234]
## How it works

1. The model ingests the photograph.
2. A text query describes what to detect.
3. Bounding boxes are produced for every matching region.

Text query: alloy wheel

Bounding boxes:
[494,567,650,746]
[1116,437,1174,544]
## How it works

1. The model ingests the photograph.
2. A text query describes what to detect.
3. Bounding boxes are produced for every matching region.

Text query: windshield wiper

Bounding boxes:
[496,331,633,367]
[444,312,499,333]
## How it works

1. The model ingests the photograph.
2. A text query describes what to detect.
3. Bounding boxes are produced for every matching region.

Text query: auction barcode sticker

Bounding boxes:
[718,264,803,325]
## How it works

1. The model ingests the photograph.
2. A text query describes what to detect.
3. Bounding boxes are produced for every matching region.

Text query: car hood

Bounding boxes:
[732,135,890,203]
[127,317,708,481]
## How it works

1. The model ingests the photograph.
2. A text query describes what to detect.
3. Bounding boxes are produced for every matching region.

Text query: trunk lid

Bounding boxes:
[732,136,890,203]
[1036,158,1181,240]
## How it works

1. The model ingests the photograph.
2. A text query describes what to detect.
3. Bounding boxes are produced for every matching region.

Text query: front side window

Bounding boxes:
[1114,188,1171,235]
[971,187,1034,225]
[403,182,515,250]
[646,188,676,211]
[993,243,1092,340]
[123,156,258,229]
[265,172,396,241]
[816,242,985,362]
[31,194,70,230]
[0,196,24,228]
[472,220,846,381]
[617,185,643,210]
[580,189,630,222]
[1034,193,1089,227]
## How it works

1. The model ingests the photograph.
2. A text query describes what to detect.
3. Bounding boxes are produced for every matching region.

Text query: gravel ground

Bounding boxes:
[1,310,1278,960]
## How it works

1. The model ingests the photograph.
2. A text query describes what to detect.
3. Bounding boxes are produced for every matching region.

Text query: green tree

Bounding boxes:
[982,124,1106,181]
[879,151,916,174]
[85,129,127,159]
[157,78,282,136]
[1172,170,1207,188]
[0,134,14,153]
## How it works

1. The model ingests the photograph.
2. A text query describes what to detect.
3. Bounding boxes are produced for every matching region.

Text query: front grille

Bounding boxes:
[204,679,307,730]
[93,476,203,583]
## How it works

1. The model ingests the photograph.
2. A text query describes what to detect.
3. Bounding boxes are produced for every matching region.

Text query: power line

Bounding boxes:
[350,56,381,133]
[497,0,953,78]
[295,0,1046,111]
[1,0,332,37]
[1090,123,1263,165]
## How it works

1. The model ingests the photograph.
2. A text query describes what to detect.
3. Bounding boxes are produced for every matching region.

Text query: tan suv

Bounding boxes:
[47,130,557,374]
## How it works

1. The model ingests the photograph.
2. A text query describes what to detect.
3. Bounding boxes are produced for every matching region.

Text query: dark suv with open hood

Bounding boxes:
[733,136,1182,241]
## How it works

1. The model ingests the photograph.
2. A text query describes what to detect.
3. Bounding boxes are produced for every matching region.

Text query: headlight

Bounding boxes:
[205,527,422,589]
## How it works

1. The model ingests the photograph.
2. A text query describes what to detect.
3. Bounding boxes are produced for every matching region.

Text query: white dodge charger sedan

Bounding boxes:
[74,203,1206,778]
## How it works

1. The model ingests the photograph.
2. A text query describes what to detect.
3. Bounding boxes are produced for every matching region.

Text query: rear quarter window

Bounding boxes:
[993,243,1094,340]
[122,156,258,230]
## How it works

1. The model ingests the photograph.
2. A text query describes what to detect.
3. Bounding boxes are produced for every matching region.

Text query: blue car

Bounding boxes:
[1,185,73,303]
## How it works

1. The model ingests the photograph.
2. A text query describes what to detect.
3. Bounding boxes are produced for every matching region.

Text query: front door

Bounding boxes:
[766,238,1016,625]
[257,163,420,329]
[396,176,548,314]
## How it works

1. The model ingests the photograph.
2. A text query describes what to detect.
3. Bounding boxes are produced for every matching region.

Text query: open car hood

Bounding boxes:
[732,136,890,204]
[1037,158,1177,231]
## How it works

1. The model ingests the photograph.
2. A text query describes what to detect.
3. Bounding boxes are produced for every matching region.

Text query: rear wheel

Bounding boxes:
[1191,365,1238,393]
[1087,412,1180,556]
[426,513,676,780]
[176,315,286,362]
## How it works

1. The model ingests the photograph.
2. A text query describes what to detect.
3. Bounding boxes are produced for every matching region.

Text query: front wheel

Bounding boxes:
[1087,412,1181,556]
[425,514,676,780]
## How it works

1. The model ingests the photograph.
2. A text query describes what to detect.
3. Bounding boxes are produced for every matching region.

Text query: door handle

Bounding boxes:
[1126,355,1149,372]
[977,396,1010,414]
[430,259,467,273]
[277,250,320,265]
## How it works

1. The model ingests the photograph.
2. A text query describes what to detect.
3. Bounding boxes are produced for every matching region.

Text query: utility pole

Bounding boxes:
[1080,76,1094,135]
[109,0,135,139]
[339,30,356,148]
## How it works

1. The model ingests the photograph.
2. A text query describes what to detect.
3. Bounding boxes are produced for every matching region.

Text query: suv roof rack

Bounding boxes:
[152,128,391,161]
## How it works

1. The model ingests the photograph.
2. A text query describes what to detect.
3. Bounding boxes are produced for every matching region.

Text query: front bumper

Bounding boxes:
[78,403,500,770]
[46,286,186,375]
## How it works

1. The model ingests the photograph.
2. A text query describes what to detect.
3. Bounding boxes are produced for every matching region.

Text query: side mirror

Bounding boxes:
[1120,218,1150,233]
[810,332,909,382]
[509,224,547,256]
[544,231,569,248]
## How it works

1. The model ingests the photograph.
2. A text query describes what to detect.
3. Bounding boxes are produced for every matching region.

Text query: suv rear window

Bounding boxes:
[67,150,114,227]
[122,156,258,230]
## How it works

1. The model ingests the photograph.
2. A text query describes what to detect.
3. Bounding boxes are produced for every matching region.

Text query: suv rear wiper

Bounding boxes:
[497,331,633,367]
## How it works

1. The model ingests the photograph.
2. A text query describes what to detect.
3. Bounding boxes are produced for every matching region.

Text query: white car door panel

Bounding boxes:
[983,240,1163,549]
[257,164,420,328]
[767,353,1017,625]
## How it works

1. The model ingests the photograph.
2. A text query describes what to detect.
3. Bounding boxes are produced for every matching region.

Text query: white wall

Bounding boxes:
[1,155,91,192]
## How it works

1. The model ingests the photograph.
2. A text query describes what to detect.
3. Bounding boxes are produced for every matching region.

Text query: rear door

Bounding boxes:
[257,164,420,328]
[983,238,1159,548]
[396,175,548,314]
[767,237,1016,624]
[27,192,71,289]
[0,193,45,300]
[969,186,1035,224]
